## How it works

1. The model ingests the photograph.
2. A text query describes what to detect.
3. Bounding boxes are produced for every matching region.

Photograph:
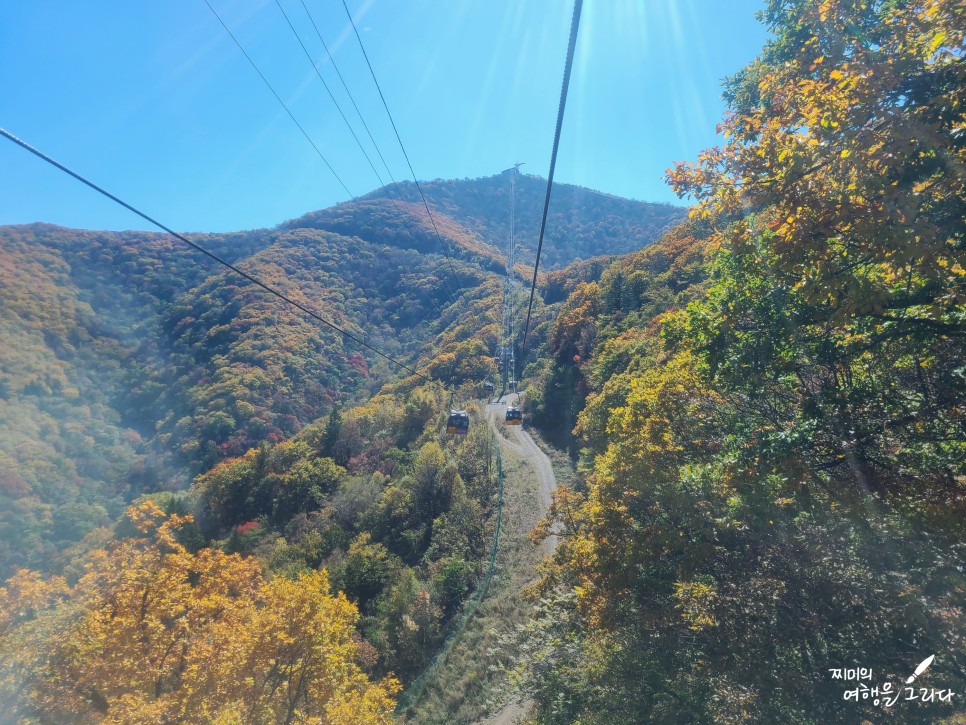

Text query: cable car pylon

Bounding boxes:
[500,164,522,399]
[500,164,524,428]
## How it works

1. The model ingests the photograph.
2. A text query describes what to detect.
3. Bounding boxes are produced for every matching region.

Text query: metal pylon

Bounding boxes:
[502,163,523,393]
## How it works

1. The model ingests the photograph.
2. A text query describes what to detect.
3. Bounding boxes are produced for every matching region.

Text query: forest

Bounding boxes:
[1,0,964,722]
[519,0,966,722]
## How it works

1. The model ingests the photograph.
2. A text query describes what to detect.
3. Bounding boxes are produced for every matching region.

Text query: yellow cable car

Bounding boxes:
[446,409,470,435]
[505,406,523,426]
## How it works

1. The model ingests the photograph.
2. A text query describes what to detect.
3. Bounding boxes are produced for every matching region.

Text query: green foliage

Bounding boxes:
[335,533,398,614]
[522,2,966,721]
[186,386,496,684]
[0,212,475,575]
[368,568,442,679]
[290,172,687,271]
[530,220,711,453]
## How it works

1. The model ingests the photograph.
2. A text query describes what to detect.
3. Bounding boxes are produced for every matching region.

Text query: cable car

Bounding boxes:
[446,409,470,435]
[505,406,523,426]
[508,380,517,393]
[484,381,495,395]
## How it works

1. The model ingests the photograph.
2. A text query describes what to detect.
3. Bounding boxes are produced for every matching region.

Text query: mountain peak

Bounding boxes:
[283,174,686,271]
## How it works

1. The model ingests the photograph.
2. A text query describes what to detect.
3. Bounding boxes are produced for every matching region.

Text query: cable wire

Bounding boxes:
[208,0,448,314]
[520,0,583,354]
[273,0,390,201]
[275,0,452,311]
[203,0,354,199]
[298,0,399,193]
[0,127,432,383]
[341,0,464,298]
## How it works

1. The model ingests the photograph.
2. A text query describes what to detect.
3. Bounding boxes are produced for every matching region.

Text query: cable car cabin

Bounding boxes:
[505,407,523,426]
[446,410,470,435]
[508,380,517,393]
[484,382,495,394]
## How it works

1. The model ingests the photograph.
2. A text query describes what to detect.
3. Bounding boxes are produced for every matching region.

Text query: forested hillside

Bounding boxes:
[2,0,964,721]
[0,223,273,572]
[517,0,966,722]
[0,210,514,719]
[0,211,478,575]
[290,172,686,272]
[0,167,655,579]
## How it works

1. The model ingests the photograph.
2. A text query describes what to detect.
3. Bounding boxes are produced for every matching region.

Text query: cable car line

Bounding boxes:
[207,0,451,314]
[520,0,583,355]
[272,1,394,213]
[0,127,433,384]
[341,0,465,301]
[202,0,354,200]
[499,164,522,396]
[296,0,457,309]
[298,0,400,193]
[272,0,456,310]
[275,0,456,314]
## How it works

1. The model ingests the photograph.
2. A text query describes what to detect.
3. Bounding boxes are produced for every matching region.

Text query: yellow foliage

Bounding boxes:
[667,0,966,323]
[0,500,398,723]
[673,581,719,631]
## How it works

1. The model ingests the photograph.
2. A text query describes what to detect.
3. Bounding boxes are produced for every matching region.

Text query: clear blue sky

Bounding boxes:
[0,0,768,233]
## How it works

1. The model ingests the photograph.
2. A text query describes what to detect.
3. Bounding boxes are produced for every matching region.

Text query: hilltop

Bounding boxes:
[285,171,686,273]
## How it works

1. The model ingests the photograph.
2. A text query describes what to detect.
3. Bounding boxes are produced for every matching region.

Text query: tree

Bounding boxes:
[411,442,458,522]
[0,501,398,723]
[335,533,397,614]
[524,2,966,721]
[271,457,345,525]
[319,405,343,459]
[369,569,442,681]
[667,0,966,485]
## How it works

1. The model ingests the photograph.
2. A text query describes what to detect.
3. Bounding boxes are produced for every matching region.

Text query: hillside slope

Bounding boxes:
[0,173,665,575]
[0,216,477,574]
[512,0,966,717]
[287,172,686,272]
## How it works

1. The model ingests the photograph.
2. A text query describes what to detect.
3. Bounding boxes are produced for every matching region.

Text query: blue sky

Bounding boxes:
[0,0,768,232]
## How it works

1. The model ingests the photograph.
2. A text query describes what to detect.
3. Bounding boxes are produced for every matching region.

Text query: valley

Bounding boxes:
[1,0,964,722]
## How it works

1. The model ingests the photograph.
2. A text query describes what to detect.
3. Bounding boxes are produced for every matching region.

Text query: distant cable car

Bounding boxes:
[446,409,470,435]
[508,380,517,393]
[505,407,523,426]
[484,381,495,394]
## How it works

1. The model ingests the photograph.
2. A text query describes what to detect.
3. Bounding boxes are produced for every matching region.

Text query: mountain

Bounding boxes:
[3,1,965,721]
[508,0,966,719]
[0,173,670,717]
[0,221,458,574]
[0,176,672,576]
[285,171,687,273]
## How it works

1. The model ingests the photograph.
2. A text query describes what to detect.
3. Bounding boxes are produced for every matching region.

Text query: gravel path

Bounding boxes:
[474,403,560,724]
[487,403,559,553]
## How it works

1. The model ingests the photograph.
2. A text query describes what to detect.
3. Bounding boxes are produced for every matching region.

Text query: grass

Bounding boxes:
[402,424,574,724]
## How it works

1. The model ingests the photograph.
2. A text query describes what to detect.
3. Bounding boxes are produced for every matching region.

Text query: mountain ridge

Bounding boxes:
[285,171,687,272]
[0,175,668,574]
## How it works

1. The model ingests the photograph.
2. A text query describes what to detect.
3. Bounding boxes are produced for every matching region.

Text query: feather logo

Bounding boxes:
[905,655,935,684]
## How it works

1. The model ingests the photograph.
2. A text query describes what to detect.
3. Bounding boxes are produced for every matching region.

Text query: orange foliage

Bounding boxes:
[0,501,398,723]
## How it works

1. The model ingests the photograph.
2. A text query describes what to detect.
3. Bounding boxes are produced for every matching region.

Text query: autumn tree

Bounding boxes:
[0,500,398,723]
[521,1,966,722]
[667,0,966,486]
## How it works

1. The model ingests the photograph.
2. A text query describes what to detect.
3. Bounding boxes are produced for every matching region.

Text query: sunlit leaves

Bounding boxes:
[0,501,398,722]
[524,1,966,722]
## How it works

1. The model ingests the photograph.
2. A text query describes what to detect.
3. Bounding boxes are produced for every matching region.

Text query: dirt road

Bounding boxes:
[406,402,561,724]
[474,403,560,724]
[486,402,558,552]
